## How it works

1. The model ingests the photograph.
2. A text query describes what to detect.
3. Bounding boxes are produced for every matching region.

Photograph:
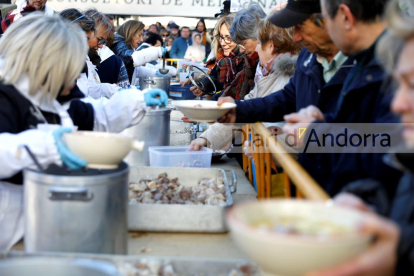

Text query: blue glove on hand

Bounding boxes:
[156,71,167,76]
[160,46,168,56]
[136,85,140,90]
[53,128,87,170]
[144,88,169,107]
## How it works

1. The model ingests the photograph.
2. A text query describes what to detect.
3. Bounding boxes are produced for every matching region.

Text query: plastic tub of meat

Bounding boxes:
[149,146,213,168]
[127,166,236,232]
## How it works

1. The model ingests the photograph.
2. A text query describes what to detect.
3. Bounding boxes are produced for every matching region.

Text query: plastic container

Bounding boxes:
[169,84,196,100]
[149,146,213,168]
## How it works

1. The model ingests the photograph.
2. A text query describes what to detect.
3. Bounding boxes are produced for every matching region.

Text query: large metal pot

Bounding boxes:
[0,258,119,276]
[139,75,170,93]
[23,163,129,254]
[122,108,171,166]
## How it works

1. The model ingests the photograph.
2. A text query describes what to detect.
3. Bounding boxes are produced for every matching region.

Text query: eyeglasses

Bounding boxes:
[215,34,232,44]
[98,38,107,46]
[237,39,257,51]
[238,42,246,50]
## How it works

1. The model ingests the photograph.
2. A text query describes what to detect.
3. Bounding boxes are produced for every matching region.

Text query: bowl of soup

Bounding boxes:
[64,131,144,169]
[226,199,371,276]
[171,100,236,123]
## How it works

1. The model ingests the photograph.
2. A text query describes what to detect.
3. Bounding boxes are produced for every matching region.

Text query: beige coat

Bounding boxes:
[200,53,298,151]
[184,44,206,62]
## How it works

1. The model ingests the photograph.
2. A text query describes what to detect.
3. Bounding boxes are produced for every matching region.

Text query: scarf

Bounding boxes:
[205,46,244,89]
[223,51,260,100]
[254,56,277,84]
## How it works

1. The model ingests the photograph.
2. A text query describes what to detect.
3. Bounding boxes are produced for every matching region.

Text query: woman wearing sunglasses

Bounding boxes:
[160,28,169,39]
[60,8,123,99]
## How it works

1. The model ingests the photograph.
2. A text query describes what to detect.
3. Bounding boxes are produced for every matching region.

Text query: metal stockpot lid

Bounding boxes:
[141,75,171,82]
[146,107,172,116]
[23,162,129,186]
[186,65,216,95]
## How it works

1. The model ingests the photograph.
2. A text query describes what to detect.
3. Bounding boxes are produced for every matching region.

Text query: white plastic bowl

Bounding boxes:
[227,200,371,276]
[64,131,144,169]
[171,100,237,122]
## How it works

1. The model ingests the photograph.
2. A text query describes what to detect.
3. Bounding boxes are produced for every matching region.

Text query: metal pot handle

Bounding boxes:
[225,170,237,194]
[144,79,156,85]
[48,187,93,201]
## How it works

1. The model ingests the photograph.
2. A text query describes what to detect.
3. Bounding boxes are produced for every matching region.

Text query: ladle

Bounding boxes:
[24,145,45,173]
[158,37,169,75]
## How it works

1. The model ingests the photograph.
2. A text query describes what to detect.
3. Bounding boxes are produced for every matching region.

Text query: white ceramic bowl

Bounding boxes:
[171,100,237,122]
[227,200,371,276]
[64,131,144,169]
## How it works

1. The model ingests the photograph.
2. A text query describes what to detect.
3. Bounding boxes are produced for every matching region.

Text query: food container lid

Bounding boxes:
[149,146,213,155]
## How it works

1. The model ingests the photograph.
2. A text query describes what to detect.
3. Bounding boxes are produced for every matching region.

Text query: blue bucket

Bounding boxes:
[169,84,196,100]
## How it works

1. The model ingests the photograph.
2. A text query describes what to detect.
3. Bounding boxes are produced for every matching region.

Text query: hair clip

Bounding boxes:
[71,14,86,23]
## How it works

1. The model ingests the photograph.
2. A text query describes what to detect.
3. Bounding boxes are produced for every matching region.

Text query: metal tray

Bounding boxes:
[0,251,258,276]
[128,167,237,233]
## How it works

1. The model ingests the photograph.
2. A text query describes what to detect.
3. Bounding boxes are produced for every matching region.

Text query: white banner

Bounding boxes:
[47,0,280,17]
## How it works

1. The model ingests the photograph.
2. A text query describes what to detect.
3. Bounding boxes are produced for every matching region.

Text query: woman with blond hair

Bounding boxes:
[0,14,168,251]
[111,20,167,82]
[185,15,244,98]
[190,18,301,152]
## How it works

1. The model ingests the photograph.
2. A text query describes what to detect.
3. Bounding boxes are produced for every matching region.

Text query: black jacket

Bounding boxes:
[234,48,356,194]
[310,37,403,197]
[343,153,414,276]
[0,83,94,184]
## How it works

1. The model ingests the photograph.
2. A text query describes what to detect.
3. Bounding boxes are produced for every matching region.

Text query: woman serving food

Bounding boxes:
[0,14,168,251]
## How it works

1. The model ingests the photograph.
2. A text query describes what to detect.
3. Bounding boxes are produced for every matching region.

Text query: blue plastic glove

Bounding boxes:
[156,71,167,77]
[160,46,168,56]
[136,85,140,90]
[144,88,169,107]
[53,128,87,170]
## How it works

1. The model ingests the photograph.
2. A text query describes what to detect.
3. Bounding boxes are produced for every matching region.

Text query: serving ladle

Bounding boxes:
[158,37,169,75]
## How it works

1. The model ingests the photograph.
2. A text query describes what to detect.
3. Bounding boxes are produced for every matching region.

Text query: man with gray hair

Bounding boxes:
[283,0,402,196]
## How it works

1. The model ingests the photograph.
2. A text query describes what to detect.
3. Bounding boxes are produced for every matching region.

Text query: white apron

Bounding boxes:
[0,75,74,251]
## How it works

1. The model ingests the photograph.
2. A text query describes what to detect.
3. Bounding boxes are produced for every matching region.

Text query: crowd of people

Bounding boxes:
[189,0,414,275]
[1,0,414,275]
[132,17,214,62]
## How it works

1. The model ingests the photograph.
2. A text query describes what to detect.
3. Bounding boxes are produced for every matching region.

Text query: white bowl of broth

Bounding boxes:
[226,199,371,276]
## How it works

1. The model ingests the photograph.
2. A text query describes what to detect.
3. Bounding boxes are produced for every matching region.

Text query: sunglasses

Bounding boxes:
[162,34,169,37]
[98,38,108,46]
